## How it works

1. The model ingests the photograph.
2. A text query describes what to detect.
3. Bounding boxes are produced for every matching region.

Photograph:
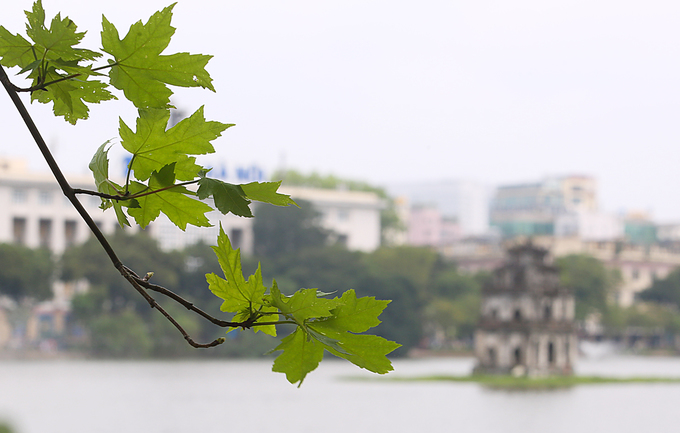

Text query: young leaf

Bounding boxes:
[31,65,115,124]
[206,225,276,335]
[101,4,215,109]
[0,1,112,123]
[126,163,212,230]
[207,225,263,311]
[309,329,400,374]
[25,0,100,62]
[196,178,253,217]
[315,289,390,333]
[119,107,231,181]
[268,284,337,324]
[89,142,139,227]
[0,28,34,69]
[307,290,400,374]
[241,181,298,207]
[271,328,324,387]
[196,179,298,218]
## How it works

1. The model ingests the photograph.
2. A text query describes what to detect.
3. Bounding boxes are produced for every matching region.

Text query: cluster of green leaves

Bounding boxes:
[209,227,399,385]
[0,1,398,384]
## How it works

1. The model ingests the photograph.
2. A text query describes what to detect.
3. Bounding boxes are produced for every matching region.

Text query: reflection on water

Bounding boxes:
[1,356,680,433]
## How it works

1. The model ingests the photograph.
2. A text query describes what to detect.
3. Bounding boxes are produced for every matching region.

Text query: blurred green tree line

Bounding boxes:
[4,195,680,358]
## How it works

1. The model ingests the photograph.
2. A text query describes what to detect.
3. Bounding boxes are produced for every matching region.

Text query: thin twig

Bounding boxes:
[73,179,200,201]
[121,271,225,348]
[14,61,118,93]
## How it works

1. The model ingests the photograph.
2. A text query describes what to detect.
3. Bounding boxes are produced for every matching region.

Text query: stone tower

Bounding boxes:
[474,242,577,376]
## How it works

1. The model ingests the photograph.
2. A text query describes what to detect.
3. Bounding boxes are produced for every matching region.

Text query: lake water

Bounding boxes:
[1,355,680,433]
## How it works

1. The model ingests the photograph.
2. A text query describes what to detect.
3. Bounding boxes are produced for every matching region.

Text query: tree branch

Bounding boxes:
[0,64,239,348]
[0,65,123,270]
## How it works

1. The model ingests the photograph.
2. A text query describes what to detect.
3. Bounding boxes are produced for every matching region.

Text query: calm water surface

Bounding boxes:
[1,356,680,433]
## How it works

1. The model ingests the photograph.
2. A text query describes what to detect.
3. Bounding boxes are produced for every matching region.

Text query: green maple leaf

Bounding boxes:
[315,289,390,333]
[89,142,139,227]
[0,28,34,69]
[196,178,253,217]
[268,285,337,324]
[309,290,399,374]
[25,0,100,62]
[309,329,400,374]
[241,181,298,207]
[0,1,112,124]
[120,107,231,181]
[271,289,400,385]
[31,64,114,123]
[206,226,276,335]
[272,328,324,387]
[126,163,212,230]
[196,179,297,218]
[101,4,215,109]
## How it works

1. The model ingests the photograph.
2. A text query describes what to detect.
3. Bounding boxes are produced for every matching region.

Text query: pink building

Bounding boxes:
[408,205,461,247]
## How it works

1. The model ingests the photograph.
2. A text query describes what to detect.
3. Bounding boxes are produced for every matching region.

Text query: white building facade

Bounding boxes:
[0,160,120,254]
[0,160,385,256]
[279,186,384,252]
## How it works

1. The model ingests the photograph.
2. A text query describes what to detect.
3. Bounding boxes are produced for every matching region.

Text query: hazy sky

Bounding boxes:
[2,1,680,220]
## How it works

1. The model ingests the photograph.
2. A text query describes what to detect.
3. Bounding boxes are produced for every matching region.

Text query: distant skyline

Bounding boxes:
[2,1,680,220]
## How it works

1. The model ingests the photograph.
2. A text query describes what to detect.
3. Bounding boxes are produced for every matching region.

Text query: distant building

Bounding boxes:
[474,242,577,376]
[0,159,120,254]
[555,210,624,241]
[657,222,680,244]
[490,175,622,241]
[407,204,462,247]
[278,186,385,252]
[387,180,491,236]
[623,212,657,245]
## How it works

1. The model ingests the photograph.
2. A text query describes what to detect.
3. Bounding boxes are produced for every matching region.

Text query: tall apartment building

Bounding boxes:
[490,175,624,241]
[387,180,491,237]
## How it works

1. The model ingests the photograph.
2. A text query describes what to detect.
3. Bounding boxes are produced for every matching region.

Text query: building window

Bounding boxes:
[12,189,27,204]
[13,217,26,245]
[39,219,52,249]
[230,228,243,250]
[487,347,496,367]
[513,309,522,321]
[65,220,77,248]
[632,268,639,280]
[544,305,552,320]
[337,234,348,247]
[547,342,555,364]
[38,190,53,205]
[513,347,522,366]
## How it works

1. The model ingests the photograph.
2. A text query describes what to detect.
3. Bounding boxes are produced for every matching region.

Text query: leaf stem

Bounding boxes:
[124,154,135,194]
[74,179,200,201]
[13,61,119,93]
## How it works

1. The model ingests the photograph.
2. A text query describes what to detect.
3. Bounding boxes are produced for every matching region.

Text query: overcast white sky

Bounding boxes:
[2,0,680,220]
